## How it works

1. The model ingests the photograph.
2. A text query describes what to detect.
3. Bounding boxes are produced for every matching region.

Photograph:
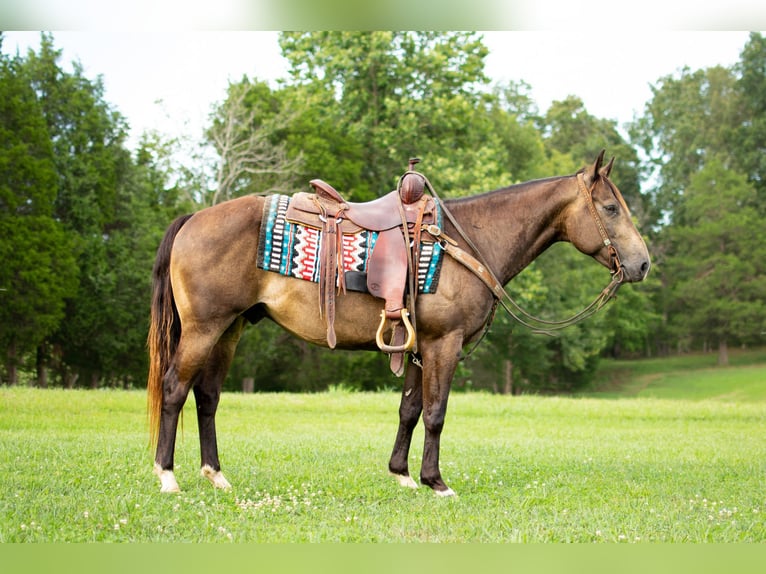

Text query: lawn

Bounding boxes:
[1,382,765,543]
[585,347,766,401]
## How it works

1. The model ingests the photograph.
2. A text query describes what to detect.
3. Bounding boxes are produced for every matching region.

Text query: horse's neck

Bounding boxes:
[445,176,575,285]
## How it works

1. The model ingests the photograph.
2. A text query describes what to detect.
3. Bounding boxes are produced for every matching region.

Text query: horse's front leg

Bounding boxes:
[419,333,462,496]
[388,363,423,489]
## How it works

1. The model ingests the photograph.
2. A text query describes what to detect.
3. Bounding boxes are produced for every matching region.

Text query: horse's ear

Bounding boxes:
[583,149,606,186]
[600,156,615,178]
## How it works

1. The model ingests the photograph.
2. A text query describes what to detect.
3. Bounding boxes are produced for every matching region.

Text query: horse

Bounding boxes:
[146,150,650,496]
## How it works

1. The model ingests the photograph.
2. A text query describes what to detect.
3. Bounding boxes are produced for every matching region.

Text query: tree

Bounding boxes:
[544,96,649,226]
[665,159,766,364]
[628,47,763,358]
[203,79,302,205]
[19,34,132,386]
[734,32,766,210]
[0,45,78,385]
[631,65,741,226]
[278,31,497,198]
[13,33,180,387]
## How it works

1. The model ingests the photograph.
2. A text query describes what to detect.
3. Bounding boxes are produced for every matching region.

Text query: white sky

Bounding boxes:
[1,31,753,150]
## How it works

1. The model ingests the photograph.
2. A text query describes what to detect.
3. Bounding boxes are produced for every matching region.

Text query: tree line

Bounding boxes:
[1,31,765,393]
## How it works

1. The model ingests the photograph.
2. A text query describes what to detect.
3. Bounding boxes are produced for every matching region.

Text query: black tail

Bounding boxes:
[147,214,193,448]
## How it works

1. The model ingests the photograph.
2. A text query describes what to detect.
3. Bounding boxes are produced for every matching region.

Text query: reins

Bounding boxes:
[412,169,625,350]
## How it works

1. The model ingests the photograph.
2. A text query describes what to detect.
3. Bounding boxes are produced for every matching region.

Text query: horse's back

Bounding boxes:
[175,195,265,245]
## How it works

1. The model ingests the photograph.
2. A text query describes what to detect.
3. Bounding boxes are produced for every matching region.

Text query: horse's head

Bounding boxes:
[566,151,650,283]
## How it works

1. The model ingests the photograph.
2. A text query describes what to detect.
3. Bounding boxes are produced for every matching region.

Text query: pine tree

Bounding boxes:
[0,45,77,384]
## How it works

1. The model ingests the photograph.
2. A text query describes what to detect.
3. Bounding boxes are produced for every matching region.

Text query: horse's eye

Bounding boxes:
[603,204,619,216]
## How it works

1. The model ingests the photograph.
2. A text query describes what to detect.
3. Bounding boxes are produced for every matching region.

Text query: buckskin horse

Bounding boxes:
[147,151,650,496]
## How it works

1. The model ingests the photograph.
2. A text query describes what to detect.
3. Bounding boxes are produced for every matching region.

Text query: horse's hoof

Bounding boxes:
[390,472,419,489]
[201,465,232,490]
[434,487,456,497]
[154,463,181,493]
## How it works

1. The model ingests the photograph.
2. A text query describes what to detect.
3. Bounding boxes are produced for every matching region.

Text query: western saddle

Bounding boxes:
[285,159,437,375]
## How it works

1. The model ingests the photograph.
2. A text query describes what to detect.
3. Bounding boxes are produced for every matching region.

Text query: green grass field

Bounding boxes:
[585,347,766,401]
[2,348,766,543]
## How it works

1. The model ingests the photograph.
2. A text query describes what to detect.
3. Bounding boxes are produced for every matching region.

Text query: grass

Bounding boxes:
[2,375,766,542]
[585,347,766,401]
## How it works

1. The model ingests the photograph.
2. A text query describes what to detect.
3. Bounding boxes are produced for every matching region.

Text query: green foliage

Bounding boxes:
[665,159,766,351]
[0,217,78,367]
[226,322,396,393]
[0,46,79,384]
[631,65,741,225]
[626,32,766,360]
[735,32,766,210]
[602,275,663,357]
[0,33,185,387]
[277,32,506,199]
[543,97,648,225]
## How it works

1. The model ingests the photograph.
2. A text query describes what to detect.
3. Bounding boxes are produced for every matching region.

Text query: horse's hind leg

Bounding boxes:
[194,317,246,490]
[388,363,423,489]
[154,321,230,493]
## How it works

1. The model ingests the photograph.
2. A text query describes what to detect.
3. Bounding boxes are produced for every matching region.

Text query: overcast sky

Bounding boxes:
[1,31,753,150]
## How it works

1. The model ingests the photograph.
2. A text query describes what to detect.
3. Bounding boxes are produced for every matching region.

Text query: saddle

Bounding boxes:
[285,164,436,375]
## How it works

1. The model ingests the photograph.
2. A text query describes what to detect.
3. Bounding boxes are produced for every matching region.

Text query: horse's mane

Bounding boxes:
[443,175,570,206]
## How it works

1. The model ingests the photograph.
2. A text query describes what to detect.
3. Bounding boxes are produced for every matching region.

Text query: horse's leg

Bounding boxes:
[194,317,246,490]
[154,323,229,493]
[388,364,423,489]
[419,332,463,496]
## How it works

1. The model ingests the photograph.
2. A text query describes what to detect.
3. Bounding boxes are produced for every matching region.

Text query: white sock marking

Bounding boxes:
[390,472,419,489]
[154,463,181,493]
[201,465,232,490]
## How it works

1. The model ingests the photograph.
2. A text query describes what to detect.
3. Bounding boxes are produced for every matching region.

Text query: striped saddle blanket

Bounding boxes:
[256,194,444,294]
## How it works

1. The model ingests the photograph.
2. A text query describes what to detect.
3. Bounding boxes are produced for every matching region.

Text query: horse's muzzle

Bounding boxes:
[622,258,651,283]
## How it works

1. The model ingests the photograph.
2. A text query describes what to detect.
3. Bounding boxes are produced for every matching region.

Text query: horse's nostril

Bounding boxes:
[640,261,650,275]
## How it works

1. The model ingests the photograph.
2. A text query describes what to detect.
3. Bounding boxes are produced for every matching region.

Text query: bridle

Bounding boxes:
[576,171,624,278]
[416,169,626,353]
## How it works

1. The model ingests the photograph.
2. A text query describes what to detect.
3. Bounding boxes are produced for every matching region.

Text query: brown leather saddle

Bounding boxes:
[285,166,436,375]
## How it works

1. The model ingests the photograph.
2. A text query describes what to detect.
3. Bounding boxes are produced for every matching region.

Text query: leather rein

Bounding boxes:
[415,170,626,351]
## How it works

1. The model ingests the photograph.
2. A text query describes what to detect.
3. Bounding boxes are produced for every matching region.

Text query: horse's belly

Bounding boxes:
[257,273,383,350]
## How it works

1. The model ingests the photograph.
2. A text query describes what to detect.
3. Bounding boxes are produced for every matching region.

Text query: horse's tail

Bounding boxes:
[147,213,193,449]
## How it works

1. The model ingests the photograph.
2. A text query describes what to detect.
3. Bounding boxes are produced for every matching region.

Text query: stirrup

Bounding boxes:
[375,309,416,353]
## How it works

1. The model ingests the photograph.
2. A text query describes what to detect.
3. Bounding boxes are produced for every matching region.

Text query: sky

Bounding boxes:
[1,30,754,151]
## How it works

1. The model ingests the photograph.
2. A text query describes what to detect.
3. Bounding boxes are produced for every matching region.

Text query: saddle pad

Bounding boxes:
[257,194,443,294]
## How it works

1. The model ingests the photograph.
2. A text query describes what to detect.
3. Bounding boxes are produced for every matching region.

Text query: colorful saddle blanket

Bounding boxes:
[256,194,444,294]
